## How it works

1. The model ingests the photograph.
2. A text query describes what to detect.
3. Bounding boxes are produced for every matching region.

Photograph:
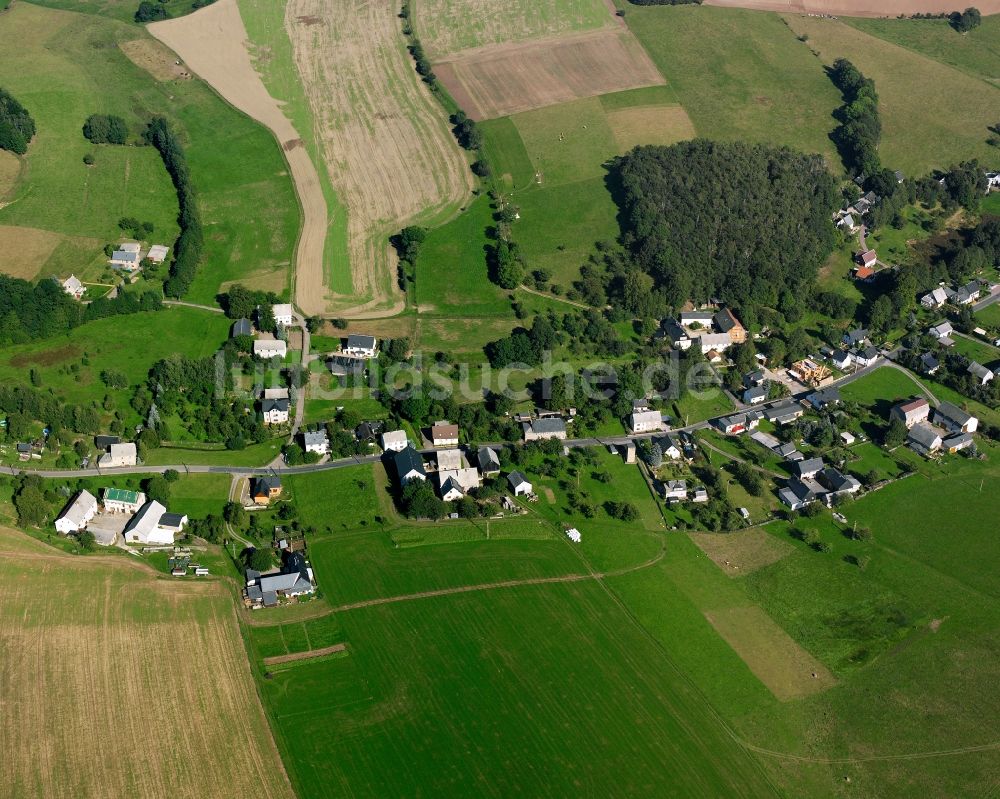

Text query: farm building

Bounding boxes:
[272,303,294,326]
[522,417,567,442]
[102,487,145,514]
[508,471,532,497]
[907,423,943,457]
[123,500,175,546]
[891,398,930,428]
[629,409,664,434]
[934,402,978,434]
[393,446,426,484]
[231,318,253,338]
[146,244,169,263]
[430,421,459,447]
[477,446,501,476]
[253,339,287,359]
[98,442,137,468]
[55,490,98,534]
[713,308,746,344]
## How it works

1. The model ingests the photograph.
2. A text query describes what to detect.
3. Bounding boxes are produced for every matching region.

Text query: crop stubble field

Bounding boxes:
[0,527,293,799]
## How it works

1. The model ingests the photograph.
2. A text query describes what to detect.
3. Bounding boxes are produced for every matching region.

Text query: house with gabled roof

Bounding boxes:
[380,429,408,453]
[508,471,532,497]
[477,446,501,476]
[907,423,943,456]
[250,476,283,505]
[61,274,85,299]
[891,398,930,428]
[98,442,137,468]
[261,397,290,425]
[344,334,378,359]
[714,308,746,344]
[934,402,978,434]
[629,409,664,434]
[967,361,994,385]
[55,490,98,534]
[102,487,145,514]
[302,430,329,455]
[430,421,459,447]
[661,479,687,502]
[921,287,948,309]
[123,500,174,545]
[522,417,567,442]
[393,446,426,484]
[272,303,294,326]
[231,318,253,338]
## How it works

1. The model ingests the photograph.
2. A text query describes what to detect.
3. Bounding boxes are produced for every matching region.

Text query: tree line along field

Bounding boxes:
[0,2,299,304]
[0,525,295,799]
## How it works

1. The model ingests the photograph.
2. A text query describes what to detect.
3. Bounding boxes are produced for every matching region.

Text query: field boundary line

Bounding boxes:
[263,643,346,666]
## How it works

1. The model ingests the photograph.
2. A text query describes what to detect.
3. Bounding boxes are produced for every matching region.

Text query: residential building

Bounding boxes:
[343,334,378,359]
[657,318,691,350]
[439,476,465,502]
[793,457,824,480]
[328,355,365,377]
[355,421,383,443]
[679,310,714,327]
[253,339,287,359]
[477,446,501,476]
[907,423,943,456]
[157,512,188,535]
[779,477,822,511]
[921,287,948,309]
[55,490,98,534]
[430,421,460,447]
[934,402,978,434]
[743,385,767,405]
[94,435,120,450]
[929,321,954,340]
[919,352,940,375]
[302,430,329,455]
[246,550,315,607]
[832,350,853,370]
[381,429,408,452]
[818,467,861,498]
[272,303,294,326]
[250,476,283,505]
[261,397,290,425]
[889,398,929,429]
[954,280,981,305]
[858,249,877,268]
[102,487,145,514]
[653,433,683,460]
[714,308,746,344]
[393,446,426,483]
[231,318,253,338]
[438,467,481,495]
[690,486,709,503]
[854,346,880,367]
[697,332,732,354]
[98,442,137,468]
[436,448,463,471]
[944,433,975,453]
[522,417,567,442]
[508,471,533,497]
[967,361,994,385]
[109,246,140,270]
[123,500,174,545]
[661,480,687,502]
[842,328,869,348]
[716,413,751,435]
[808,387,841,410]
[61,274,85,299]
[629,409,664,434]
[146,244,169,263]
[765,403,804,425]
[743,369,766,387]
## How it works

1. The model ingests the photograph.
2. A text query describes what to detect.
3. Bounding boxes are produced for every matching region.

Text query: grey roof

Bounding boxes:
[247,585,263,601]
[744,369,766,386]
[809,387,841,406]
[819,467,859,493]
[858,345,879,360]
[94,435,120,448]
[530,417,566,434]
[783,477,821,503]
[718,413,748,428]
[252,475,281,493]
[262,397,290,413]
[440,476,465,497]
[935,401,973,427]
[478,446,501,470]
[346,333,377,350]
[262,590,278,607]
[795,457,824,477]
[159,512,186,528]
[843,328,868,345]
[920,352,940,371]
[944,432,974,449]
[231,318,252,337]
[508,470,530,489]
[775,442,797,457]
[303,430,328,446]
[328,355,365,375]
[907,423,942,450]
[968,361,993,380]
[764,403,801,421]
[393,446,425,478]
[714,308,738,333]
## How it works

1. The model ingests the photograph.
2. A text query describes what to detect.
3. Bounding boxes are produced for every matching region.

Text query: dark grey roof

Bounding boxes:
[231,318,252,337]
[819,467,857,493]
[247,585,263,601]
[744,386,767,400]
[159,512,186,527]
[253,475,281,493]
[16,443,30,452]
[393,446,425,478]
[764,403,801,421]
[346,333,376,350]
[714,308,738,333]
[775,443,797,458]
[328,355,365,375]
[920,352,940,371]
[262,397,290,413]
[478,446,501,470]
[859,345,879,359]
[508,470,530,488]
[531,417,566,434]
[440,476,464,497]
[935,401,972,426]
[795,457,824,477]
[262,590,278,607]
[907,423,941,450]
[94,435,120,449]
[810,387,841,405]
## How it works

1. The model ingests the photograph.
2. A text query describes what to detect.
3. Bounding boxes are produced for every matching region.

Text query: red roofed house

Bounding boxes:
[854,265,875,281]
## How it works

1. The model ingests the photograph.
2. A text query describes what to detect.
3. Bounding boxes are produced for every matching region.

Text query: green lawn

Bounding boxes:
[844,441,904,482]
[626,5,842,167]
[143,438,284,467]
[951,333,1000,365]
[671,388,734,425]
[865,205,933,264]
[975,302,1000,329]
[846,15,1000,89]
[167,472,232,519]
[784,13,1000,175]
[0,3,299,303]
[284,464,385,533]
[247,614,346,660]
[839,366,928,410]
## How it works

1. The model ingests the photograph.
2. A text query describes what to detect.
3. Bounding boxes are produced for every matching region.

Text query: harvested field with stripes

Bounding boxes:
[0,527,294,799]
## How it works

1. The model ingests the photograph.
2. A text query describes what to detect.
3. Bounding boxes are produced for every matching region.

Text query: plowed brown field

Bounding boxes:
[0,527,294,799]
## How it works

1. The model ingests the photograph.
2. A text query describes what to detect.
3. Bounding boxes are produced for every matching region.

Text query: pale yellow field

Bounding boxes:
[705,606,836,701]
[0,527,294,799]
[607,105,696,153]
[689,528,795,577]
[0,224,66,279]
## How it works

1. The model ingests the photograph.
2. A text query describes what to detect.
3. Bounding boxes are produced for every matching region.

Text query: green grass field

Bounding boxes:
[951,333,1000,365]
[167,472,232,519]
[142,438,284,467]
[864,205,934,264]
[846,15,1000,89]
[0,4,299,303]
[626,5,841,167]
[284,464,385,533]
[839,366,929,409]
[975,302,1000,329]
[784,14,1000,176]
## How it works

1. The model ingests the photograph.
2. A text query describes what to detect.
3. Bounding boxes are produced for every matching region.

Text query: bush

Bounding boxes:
[135,1,169,22]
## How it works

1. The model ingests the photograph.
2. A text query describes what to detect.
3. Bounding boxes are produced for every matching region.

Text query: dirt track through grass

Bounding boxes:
[0,527,294,799]
[149,0,328,315]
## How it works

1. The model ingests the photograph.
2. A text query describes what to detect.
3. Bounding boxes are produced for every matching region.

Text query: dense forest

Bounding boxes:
[614,140,838,311]
[829,58,881,179]
[0,87,35,155]
[144,117,202,298]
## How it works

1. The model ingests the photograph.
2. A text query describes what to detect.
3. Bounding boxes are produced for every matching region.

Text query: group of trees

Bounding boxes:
[390,225,426,288]
[0,87,35,154]
[950,6,982,31]
[135,1,169,22]
[221,284,282,323]
[829,58,882,179]
[615,140,838,311]
[144,117,201,298]
[83,114,128,145]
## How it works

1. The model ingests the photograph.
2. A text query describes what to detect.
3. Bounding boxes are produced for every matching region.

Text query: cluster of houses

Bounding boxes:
[54,486,187,546]
[825,329,881,374]
[390,436,507,503]
[779,456,862,511]
[230,304,295,360]
[108,242,169,273]
[921,279,993,310]
[244,547,316,609]
[654,306,747,360]
[891,398,978,457]
[327,334,379,377]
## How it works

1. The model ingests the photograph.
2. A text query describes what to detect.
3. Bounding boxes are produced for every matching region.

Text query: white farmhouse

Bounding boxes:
[123,500,175,545]
[261,397,290,425]
[381,429,408,452]
[272,303,294,326]
[253,339,287,359]
[61,275,85,300]
[55,490,98,534]
[98,442,137,468]
[344,334,378,359]
[629,409,664,434]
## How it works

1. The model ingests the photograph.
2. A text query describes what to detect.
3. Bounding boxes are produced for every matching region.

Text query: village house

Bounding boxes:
[146,244,169,263]
[934,402,978,434]
[381,429,409,452]
[807,387,841,410]
[716,413,755,435]
[854,346,880,367]
[439,476,465,502]
[272,303,294,326]
[967,361,994,386]
[522,417,567,442]
[436,448,462,471]
[246,549,315,608]
[123,500,176,546]
[919,352,940,376]
[157,512,188,536]
[690,486,709,503]
[679,310,714,328]
[109,242,141,270]
[343,334,378,359]
[508,471,533,497]
[302,430,329,455]
[779,477,823,511]
[438,465,481,498]
[842,328,869,348]
[98,442,137,468]
[907,423,943,457]
[954,280,982,306]
[653,433,683,460]
[661,479,687,502]
[697,332,732,354]
[477,446,501,476]
[818,467,861,500]
[61,274,85,299]
[393,446,426,484]
[253,339,287,359]
[765,403,804,426]
[743,385,767,405]
[327,355,365,377]
[250,476,283,505]
[921,286,948,309]
[857,249,877,269]
[102,487,145,514]
[430,421,459,447]
[261,397,290,425]
[944,432,975,453]
[657,318,692,350]
[629,408,664,434]
[354,421,383,444]
[891,398,931,428]
[743,369,766,387]
[231,318,253,338]
[714,308,746,344]
[831,350,853,370]
[55,490,98,534]
[793,457,824,480]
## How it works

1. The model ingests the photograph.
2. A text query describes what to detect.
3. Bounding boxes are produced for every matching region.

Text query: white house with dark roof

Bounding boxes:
[302,430,329,455]
[934,402,978,434]
[929,320,953,340]
[967,361,994,385]
[344,334,378,359]
[907,423,943,457]
[522,417,567,442]
[110,242,141,270]
[261,397,290,425]
[55,490,98,534]
[508,471,532,496]
[393,446,426,483]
